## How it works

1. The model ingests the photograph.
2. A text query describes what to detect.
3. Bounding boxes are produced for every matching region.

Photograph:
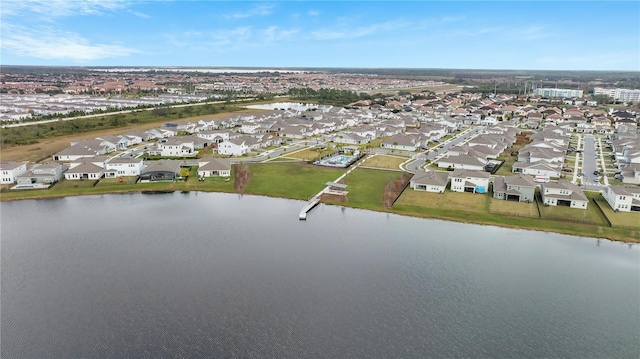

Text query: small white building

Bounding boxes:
[540,180,588,209]
[218,138,250,156]
[197,158,231,178]
[104,157,145,178]
[603,185,640,212]
[0,162,28,184]
[64,162,104,180]
[448,169,491,194]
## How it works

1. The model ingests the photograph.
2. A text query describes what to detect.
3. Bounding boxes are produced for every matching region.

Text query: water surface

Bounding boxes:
[2,193,638,358]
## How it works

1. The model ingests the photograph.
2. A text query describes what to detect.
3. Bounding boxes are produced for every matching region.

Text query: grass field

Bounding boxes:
[360,155,406,170]
[335,168,407,209]
[594,197,640,229]
[242,162,342,200]
[396,189,489,213]
[489,198,539,218]
[538,201,608,226]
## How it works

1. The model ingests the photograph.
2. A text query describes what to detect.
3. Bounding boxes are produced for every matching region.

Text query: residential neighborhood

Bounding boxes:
[2,78,640,236]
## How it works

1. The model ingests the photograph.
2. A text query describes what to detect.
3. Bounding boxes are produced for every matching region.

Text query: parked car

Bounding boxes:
[593,170,600,176]
[562,168,573,173]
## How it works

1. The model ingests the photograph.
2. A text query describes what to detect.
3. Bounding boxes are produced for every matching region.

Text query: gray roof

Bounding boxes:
[107,157,143,164]
[198,158,231,171]
[0,162,26,171]
[411,170,449,187]
[504,174,538,187]
[449,169,491,179]
[65,162,104,174]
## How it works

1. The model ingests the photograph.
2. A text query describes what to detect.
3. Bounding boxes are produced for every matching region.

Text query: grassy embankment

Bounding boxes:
[0,166,235,201]
[2,148,638,242]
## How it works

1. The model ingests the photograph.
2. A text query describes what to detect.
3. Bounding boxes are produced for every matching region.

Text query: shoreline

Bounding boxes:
[2,187,638,244]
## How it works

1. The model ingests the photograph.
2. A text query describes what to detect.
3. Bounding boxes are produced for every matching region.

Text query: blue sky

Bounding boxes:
[1,1,638,70]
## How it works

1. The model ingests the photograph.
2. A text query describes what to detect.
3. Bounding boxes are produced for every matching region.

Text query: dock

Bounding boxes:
[298,196,321,220]
[299,182,349,220]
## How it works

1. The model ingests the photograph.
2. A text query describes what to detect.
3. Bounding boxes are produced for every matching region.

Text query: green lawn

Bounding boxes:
[243,162,342,200]
[337,168,407,209]
[396,189,489,213]
[489,198,539,218]
[538,201,608,226]
[594,197,640,229]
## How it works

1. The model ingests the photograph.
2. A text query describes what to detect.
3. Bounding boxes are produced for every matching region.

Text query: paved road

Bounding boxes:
[581,134,604,191]
[405,126,483,173]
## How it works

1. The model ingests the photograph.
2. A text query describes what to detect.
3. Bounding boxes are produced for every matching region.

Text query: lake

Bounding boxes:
[1,193,638,358]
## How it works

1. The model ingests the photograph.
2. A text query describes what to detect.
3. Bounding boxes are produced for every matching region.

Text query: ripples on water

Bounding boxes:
[1,193,639,358]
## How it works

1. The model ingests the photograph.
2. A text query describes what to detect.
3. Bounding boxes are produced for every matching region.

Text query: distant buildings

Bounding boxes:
[593,87,640,103]
[534,88,584,98]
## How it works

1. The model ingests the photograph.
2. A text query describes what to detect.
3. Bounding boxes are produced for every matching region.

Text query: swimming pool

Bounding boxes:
[315,153,360,168]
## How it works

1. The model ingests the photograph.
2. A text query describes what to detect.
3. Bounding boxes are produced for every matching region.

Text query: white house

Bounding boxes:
[197,157,231,178]
[512,162,561,178]
[104,157,145,178]
[218,138,251,156]
[540,180,589,209]
[603,185,640,212]
[53,139,116,161]
[64,162,104,180]
[410,170,449,193]
[381,134,420,152]
[149,137,200,157]
[16,162,64,186]
[437,155,487,171]
[448,169,491,194]
[0,162,28,184]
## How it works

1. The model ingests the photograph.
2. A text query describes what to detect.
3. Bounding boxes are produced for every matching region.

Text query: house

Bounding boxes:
[492,174,537,202]
[449,169,490,193]
[0,162,28,184]
[138,160,182,182]
[15,162,64,187]
[197,158,232,178]
[334,133,370,145]
[148,137,202,157]
[381,134,420,152]
[603,186,640,212]
[437,155,487,171]
[620,163,640,184]
[218,137,255,156]
[96,135,129,150]
[540,180,588,209]
[104,157,145,178]
[410,170,449,193]
[512,162,561,178]
[64,161,104,180]
[53,139,116,161]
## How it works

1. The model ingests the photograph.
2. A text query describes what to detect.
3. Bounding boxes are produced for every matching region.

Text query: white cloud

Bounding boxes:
[312,20,410,40]
[128,9,151,19]
[229,4,274,19]
[1,0,132,18]
[1,24,139,61]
